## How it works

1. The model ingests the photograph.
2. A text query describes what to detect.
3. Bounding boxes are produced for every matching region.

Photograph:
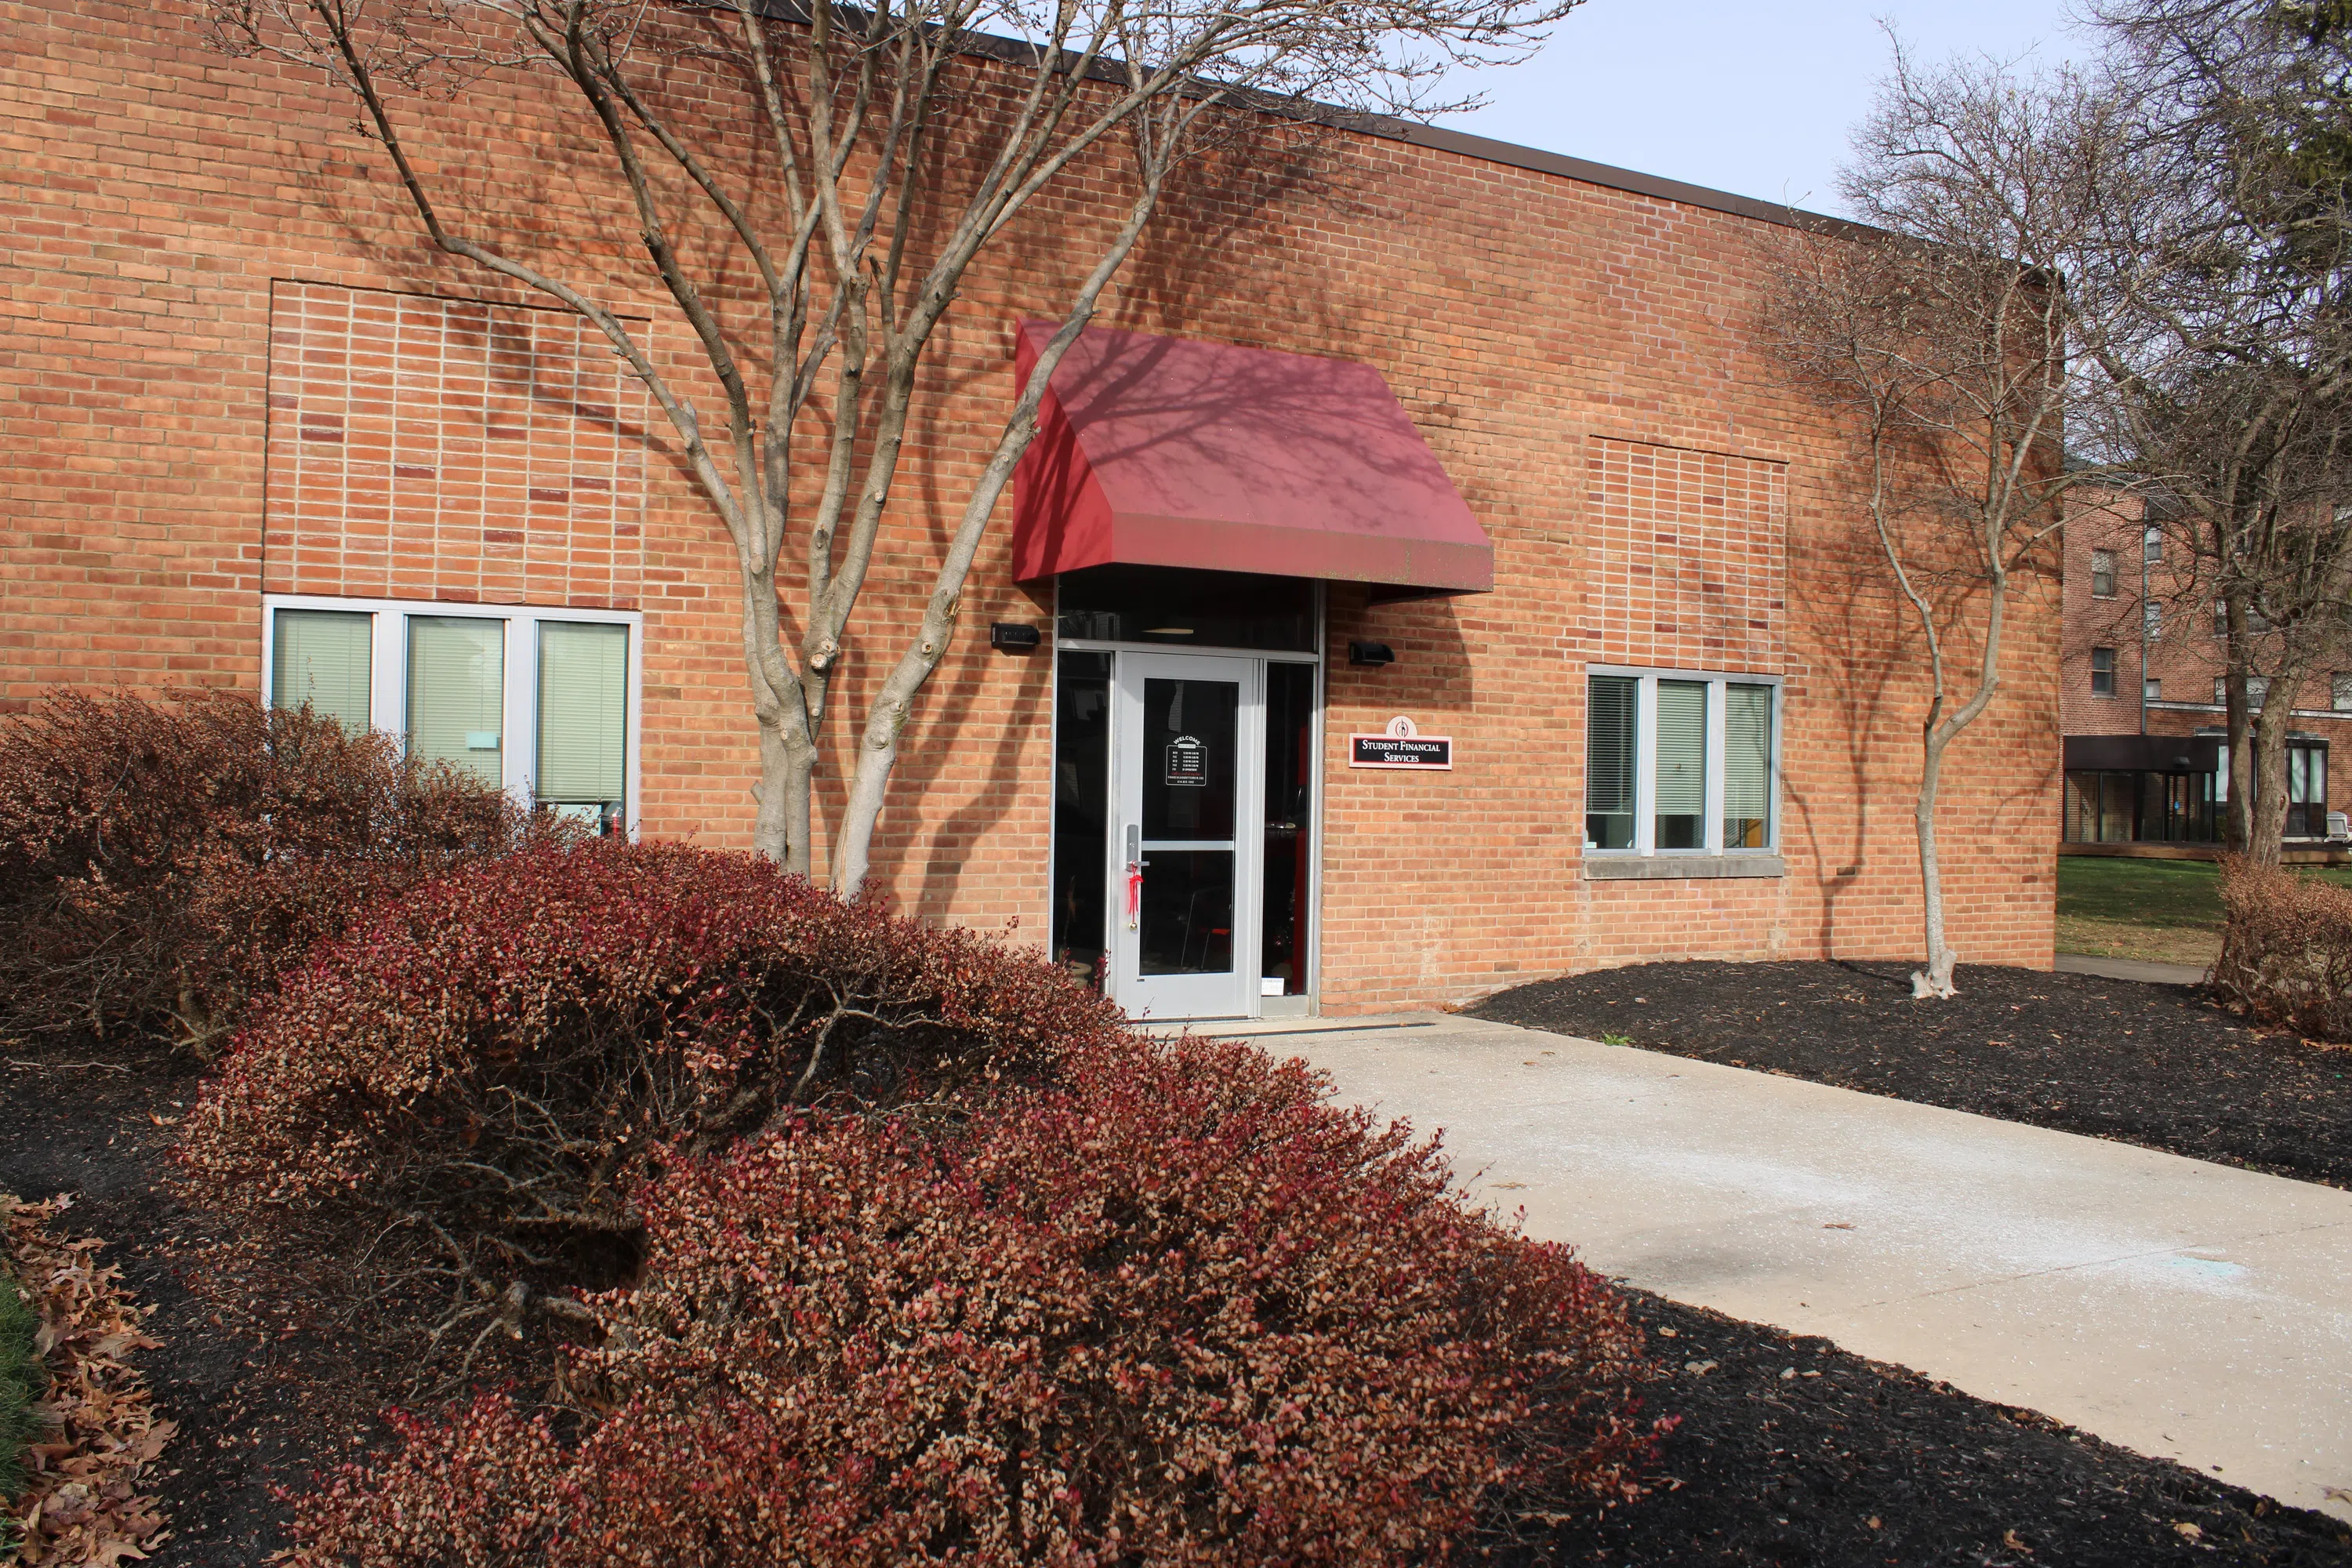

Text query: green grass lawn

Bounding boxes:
[2055,855,2352,965]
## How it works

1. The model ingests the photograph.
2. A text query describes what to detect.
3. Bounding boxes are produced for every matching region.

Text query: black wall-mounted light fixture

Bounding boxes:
[1348,639,1395,667]
[989,622,1043,652]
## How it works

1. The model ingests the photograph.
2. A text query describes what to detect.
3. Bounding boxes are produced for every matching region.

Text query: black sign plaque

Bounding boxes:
[1348,734,1453,769]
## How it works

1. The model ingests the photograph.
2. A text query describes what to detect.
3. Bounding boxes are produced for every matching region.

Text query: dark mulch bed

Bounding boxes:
[1472,960,2352,1189]
[7,1031,2349,1566]
[1537,1294,2352,1566]
[2,1045,385,1566]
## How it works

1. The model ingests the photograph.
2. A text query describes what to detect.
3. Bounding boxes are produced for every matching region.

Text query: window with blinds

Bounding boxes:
[1723,684,1773,849]
[538,621,628,818]
[1584,668,1780,858]
[408,616,506,789]
[271,609,372,732]
[1654,680,1707,849]
[1585,676,1637,850]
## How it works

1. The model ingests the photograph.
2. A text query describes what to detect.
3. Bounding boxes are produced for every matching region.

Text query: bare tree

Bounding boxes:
[204,0,1573,892]
[2078,0,2352,861]
[1766,48,2127,998]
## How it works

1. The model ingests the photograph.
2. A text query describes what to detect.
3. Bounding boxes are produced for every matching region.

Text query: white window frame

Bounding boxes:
[260,593,644,837]
[1584,665,1784,858]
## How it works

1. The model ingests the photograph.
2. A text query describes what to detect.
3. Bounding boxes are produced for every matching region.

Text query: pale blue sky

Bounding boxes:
[1433,1,2092,216]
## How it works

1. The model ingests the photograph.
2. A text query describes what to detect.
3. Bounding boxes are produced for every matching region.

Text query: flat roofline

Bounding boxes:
[714,0,1866,237]
[1345,115,1863,235]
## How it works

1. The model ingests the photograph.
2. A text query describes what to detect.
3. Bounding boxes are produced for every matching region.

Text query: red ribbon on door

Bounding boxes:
[1124,861,1143,930]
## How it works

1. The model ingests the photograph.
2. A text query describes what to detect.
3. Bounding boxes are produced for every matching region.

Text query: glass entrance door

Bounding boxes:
[1109,652,1263,1019]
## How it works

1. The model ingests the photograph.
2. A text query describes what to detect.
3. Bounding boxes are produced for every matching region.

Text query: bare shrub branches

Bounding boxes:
[201,0,1579,888]
[2212,855,2352,1038]
[177,840,1128,1381]
[285,1036,1660,1564]
[0,691,558,1057]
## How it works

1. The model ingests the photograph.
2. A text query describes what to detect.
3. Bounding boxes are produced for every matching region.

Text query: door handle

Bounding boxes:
[1123,825,1142,930]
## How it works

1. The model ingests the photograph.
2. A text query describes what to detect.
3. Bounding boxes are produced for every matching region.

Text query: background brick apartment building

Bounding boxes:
[1,0,2062,1017]
[2061,491,2352,846]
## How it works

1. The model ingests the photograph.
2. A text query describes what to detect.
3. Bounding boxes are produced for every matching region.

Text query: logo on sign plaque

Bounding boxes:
[1163,734,1207,786]
[1348,714,1453,770]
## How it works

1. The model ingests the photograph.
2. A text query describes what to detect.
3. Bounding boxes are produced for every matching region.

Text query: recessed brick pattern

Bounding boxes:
[1581,436,1786,672]
[263,281,648,607]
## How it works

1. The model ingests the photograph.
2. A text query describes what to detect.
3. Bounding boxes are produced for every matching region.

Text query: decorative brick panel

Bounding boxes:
[263,281,648,608]
[1579,436,1787,672]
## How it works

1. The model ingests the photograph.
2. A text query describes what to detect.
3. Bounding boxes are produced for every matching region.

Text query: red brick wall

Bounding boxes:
[2,0,2061,1008]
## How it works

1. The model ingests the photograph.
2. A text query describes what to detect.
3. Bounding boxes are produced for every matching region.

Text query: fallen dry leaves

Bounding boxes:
[3,1192,172,1565]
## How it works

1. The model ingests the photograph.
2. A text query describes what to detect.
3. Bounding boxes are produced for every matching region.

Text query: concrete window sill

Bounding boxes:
[1584,854,1786,881]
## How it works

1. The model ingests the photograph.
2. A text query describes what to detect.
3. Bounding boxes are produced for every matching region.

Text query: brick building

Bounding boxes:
[2060,492,2352,846]
[2,0,2063,1018]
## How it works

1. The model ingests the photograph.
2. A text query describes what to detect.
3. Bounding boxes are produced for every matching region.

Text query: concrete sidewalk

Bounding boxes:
[2055,952,2211,985]
[1208,1012,2352,1523]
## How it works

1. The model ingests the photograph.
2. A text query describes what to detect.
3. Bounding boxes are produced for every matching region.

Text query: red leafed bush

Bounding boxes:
[0,689,547,1054]
[289,1035,1659,1566]
[180,840,1128,1367]
[2212,855,2352,1041]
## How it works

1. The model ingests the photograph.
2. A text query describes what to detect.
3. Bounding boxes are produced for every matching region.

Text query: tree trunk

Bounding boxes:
[2243,656,2310,866]
[1911,728,1958,999]
[2221,592,2254,855]
[740,559,817,875]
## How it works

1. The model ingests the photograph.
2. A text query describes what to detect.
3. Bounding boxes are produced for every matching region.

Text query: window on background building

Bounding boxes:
[2091,647,2115,695]
[2215,676,2271,708]
[2143,601,2162,641]
[2143,524,2163,564]
[2289,742,2330,837]
[265,597,637,833]
[2090,548,2116,598]
[1584,670,1779,856]
[2219,598,2274,633]
[2336,672,2352,710]
[2146,677,2162,701]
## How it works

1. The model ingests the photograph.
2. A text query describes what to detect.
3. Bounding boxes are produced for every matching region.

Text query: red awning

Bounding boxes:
[1011,321,1493,594]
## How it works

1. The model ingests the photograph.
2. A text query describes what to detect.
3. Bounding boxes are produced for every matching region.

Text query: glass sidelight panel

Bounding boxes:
[1138,851,1235,976]
[271,609,372,733]
[1261,663,1315,997]
[1052,652,1112,989]
[408,617,505,788]
[1654,679,1707,849]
